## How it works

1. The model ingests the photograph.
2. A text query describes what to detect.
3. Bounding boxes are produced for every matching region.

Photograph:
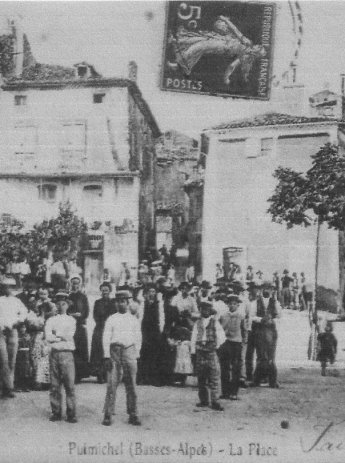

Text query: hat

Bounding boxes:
[200,280,212,289]
[55,290,69,299]
[70,274,82,283]
[199,301,217,314]
[283,269,289,274]
[1,276,16,286]
[151,260,163,267]
[247,266,253,270]
[115,290,132,300]
[226,294,242,303]
[179,281,192,290]
[256,270,263,275]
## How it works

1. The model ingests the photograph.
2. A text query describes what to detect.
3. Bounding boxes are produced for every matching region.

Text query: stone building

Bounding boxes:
[154,130,198,251]
[201,112,342,298]
[0,21,160,292]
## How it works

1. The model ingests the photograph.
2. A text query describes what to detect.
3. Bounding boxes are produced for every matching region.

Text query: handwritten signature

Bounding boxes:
[301,420,345,452]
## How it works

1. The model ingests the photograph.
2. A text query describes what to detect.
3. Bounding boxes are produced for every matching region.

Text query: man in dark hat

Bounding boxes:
[197,281,212,305]
[102,290,141,426]
[251,281,280,388]
[218,295,246,400]
[190,301,225,411]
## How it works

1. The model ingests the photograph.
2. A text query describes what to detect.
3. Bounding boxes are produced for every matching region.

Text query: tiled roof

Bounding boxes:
[208,112,338,131]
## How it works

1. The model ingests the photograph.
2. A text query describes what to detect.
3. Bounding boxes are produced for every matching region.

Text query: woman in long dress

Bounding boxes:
[90,282,116,383]
[68,276,90,382]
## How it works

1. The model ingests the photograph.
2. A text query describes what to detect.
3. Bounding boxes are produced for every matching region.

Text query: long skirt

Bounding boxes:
[32,333,51,385]
[74,324,89,380]
[174,341,193,375]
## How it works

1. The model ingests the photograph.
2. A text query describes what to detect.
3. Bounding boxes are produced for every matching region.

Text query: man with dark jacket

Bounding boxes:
[252,281,280,388]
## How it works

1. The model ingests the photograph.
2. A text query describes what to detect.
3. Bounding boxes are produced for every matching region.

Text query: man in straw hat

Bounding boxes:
[191,301,226,411]
[102,290,142,426]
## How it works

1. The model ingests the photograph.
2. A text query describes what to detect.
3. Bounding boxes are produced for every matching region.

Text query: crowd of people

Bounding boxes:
[0,262,287,427]
[216,263,313,312]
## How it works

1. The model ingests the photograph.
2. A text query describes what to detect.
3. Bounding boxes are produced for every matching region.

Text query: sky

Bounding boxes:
[1,1,345,138]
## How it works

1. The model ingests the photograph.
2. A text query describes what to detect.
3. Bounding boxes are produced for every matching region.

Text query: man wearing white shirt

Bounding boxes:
[191,301,226,411]
[102,290,142,426]
[0,279,28,398]
[45,299,77,423]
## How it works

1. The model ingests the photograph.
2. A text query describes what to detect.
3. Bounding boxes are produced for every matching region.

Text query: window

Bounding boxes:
[38,184,57,202]
[83,184,103,198]
[83,185,103,216]
[261,138,274,156]
[93,93,105,104]
[77,65,87,78]
[14,125,37,154]
[61,121,86,155]
[14,95,27,106]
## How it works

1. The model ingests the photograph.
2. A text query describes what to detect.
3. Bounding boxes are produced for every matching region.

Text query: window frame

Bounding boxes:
[37,183,58,203]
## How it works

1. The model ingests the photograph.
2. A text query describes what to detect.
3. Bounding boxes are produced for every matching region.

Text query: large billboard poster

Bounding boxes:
[161,1,276,99]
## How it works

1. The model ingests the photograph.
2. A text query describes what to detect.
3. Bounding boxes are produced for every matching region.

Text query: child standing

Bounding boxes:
[45,299,77,423]
[317,322,337,376]
[14,323,32,392]
[191,301,226,411]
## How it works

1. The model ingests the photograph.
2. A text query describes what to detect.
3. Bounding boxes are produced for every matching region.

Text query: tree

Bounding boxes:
[29,201,88,264]
[0,215,28,272]
[268,143,345,230]
[267,143,345,358]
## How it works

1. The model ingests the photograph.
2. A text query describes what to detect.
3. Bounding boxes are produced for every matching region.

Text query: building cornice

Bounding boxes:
[204,120,342,137]
[0,171,140,180]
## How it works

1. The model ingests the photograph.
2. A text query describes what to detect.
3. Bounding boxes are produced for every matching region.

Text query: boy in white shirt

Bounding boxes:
[45,299,77,423]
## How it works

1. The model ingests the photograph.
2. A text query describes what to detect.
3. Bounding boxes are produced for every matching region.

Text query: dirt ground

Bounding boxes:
[1,310,345,463]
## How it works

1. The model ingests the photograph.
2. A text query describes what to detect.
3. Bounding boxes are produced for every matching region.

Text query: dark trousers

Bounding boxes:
[0,328,18,393]
[218,340,242,397]
[245,329,256,381]
[50,350,76,418]
[196,350,220,404]
[103,344,138,418]
[253,326,278,387]
[281,287,291,308]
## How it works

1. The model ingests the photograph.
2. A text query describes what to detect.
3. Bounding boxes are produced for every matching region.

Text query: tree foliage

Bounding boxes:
[268,143,345,231]
[0,202,87,274]
[30,201,87,262]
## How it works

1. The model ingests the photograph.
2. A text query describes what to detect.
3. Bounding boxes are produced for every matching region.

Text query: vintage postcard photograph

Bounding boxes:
[1,1,345,462]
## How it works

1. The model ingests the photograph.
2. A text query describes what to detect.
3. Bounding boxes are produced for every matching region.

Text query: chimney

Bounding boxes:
[9,16,24,77]
[128,61,138,82]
